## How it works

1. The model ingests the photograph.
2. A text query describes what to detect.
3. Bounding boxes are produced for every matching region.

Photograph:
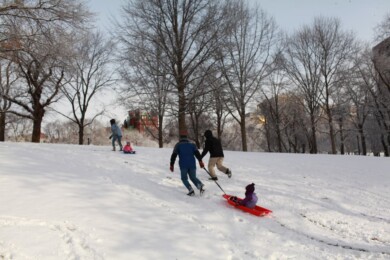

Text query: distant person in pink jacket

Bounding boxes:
[123,141,135,154]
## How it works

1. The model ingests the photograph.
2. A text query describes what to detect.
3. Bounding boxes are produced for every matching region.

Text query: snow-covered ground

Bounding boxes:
[0,142,389,260]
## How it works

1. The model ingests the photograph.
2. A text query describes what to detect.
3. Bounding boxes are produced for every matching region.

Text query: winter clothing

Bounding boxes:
[180,167,203,194]
[240,183,258,208]
[199,161,205,168]
[110,119,123,151]
[202,130,224,157]
[179,129,188,137]
[201,130,231,179]
[246,183,255,193]
[170,136,205,194]
[207,157,228,178]
[171,137,201,169]
[123,142,134,153]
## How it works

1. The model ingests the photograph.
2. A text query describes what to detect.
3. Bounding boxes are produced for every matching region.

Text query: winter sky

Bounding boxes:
[89,0,390,44]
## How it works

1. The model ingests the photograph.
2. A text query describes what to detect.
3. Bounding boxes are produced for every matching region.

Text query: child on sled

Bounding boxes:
[230,183,258,208]
[123,141,135,154]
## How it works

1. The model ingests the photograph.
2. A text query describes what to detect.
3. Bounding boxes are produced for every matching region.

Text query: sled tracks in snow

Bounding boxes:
[273,215,390,257]
[0,216,103,259]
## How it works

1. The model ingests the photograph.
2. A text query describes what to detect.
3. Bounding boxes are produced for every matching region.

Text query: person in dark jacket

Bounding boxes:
[170,130,205,196]
[240,183,258,208]
[201,130,232,180]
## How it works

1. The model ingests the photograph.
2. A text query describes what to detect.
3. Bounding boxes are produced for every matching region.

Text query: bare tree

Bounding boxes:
[283,26,323,154]
[186,68,215,148]
[0,0,91,142]
[259,54,291,152]
[0,59,19,141]
[205,69,230,139]
[314,17,357,154]
[348,45,378,155]
[116,0,228,134]
[371,40,390,156]
[7,114,32,141]
[58,31,116,145]
[4,23,70,142]
[282,93,308,153]
[218,0,278,151]
[374,12,390,42]
[116,29,173,148]
[0,0,90,52]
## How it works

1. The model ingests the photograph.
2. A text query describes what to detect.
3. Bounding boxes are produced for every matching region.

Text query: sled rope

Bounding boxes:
[203,168,226,194]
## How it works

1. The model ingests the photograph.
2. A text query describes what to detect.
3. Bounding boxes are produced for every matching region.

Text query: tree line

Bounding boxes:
[1,0,389,156]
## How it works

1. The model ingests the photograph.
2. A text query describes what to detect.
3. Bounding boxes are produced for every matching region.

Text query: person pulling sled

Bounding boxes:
[170,130,205,196]
[201,130,232,181]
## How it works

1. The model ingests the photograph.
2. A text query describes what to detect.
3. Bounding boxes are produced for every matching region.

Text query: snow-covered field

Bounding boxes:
[0,142,389,260]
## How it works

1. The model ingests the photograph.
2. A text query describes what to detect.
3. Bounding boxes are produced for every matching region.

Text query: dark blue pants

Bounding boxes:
[180,167,203,192]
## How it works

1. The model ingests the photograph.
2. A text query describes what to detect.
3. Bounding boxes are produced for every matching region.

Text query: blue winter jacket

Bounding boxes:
[170,138,202,169]
[111,123,122,137]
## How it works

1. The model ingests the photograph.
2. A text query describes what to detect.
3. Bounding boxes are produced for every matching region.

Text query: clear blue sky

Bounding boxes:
[88,0,389,43]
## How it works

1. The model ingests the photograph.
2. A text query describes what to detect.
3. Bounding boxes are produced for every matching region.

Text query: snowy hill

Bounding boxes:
[0,142,389,259]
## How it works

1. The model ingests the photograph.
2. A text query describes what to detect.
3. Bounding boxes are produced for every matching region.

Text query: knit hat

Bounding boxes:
[246,183,255,194]
[204,130,213,138]
[110,119,115,125]
[179,130,188,137]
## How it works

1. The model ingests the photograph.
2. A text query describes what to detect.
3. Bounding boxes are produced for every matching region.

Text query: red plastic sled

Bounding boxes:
[223,194,272,217]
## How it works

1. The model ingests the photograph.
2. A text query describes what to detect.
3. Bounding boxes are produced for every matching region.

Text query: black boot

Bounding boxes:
[200,185,205,195]
[226,169,232,178]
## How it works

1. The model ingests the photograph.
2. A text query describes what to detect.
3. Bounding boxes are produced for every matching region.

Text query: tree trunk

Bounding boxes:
[276,120,282,153]
[31,118,42,143]
[358,125,367,156]
[356,135,361,155]
[0,112,5,141]
[325,102,336,154]
[328,118,337,154]
[78,126,84,145]
[194,116,201,149]
[265,123,271,152]
[339,123,345,155]
[240,112,247,152]
[31,106,45,143]
[217,113,222,139]
[177,80,187,133]
[158,114,163,148]
[309,114,318,154]
[381,134,389,157]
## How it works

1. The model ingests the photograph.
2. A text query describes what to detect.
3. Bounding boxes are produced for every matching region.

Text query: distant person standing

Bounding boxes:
[109,119,123,151]
[201,130,232,180]
[170,130,205,196]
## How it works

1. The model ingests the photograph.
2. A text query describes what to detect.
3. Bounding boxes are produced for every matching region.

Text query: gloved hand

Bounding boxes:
[109,135,112,140]
[170,165,174,172]
[199,161,205,168]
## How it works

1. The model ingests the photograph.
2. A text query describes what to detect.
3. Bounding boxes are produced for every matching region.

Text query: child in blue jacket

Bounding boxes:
[110,119,123,151]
